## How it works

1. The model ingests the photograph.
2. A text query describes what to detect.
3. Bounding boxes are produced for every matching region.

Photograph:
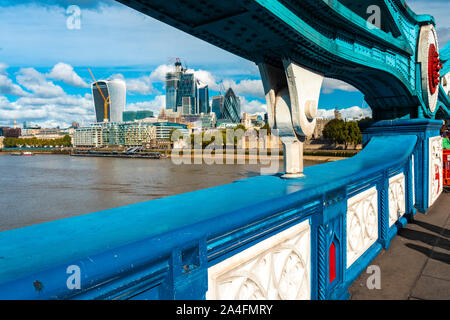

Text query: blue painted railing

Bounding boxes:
[0,119,443,300]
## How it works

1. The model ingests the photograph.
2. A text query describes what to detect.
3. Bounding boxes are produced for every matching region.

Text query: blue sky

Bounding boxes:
[0,0,448,128]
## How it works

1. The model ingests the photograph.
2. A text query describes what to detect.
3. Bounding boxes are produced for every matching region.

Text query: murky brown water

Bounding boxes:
[0,154,319,231]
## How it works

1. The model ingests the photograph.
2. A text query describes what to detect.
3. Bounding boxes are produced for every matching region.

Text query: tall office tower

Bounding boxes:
[176,73,197,115]
[211,95,224,119]
[92,79,126,123]
[198,84,210,114]
[165,60,199,115]
[165,60,182,111]
[222,88,241,123]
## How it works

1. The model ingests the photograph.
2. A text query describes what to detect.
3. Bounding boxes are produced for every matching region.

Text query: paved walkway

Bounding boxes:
[349,191,450,300]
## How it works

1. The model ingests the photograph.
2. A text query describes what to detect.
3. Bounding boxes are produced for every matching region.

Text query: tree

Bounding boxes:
[346,121,362,148]
[323,119,362,149]
[323,119,345,146]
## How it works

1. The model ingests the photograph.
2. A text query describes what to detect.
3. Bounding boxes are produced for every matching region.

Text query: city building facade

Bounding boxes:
[198,85,210,114]
[73,121,187,148]
[92,79,126,123]
[211,95,224,120]
[165,61,200,116]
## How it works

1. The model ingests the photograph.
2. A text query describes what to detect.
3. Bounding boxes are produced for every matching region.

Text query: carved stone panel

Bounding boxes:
[429,136,443,207]
[206,219,310,300]
[388,173,406,227]
[347,186,378,268]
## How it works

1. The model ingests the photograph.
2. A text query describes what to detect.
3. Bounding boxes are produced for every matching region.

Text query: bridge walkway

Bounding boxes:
[349,192,450,300]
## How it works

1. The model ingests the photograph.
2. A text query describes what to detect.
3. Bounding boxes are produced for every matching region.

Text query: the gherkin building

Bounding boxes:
[222,88,241,123]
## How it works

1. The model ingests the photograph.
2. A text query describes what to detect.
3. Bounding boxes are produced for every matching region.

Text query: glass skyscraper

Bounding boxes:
[165,60,205,116]
[211,95,224,120]
[165,62,181,111]
[211,88,241,123]
[222,88,241,123]
[198,84,210,114]
[92,79,126,123]
[176,73,197,115]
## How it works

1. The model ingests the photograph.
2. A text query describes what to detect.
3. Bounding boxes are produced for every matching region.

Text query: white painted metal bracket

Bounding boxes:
[258,59,323,178]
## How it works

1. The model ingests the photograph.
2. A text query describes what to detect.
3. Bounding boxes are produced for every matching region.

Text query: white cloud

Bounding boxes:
[0,63,8,74]
[112,73,155,95]
[47,62,89,88]
[239,96,267,115]
[16,68,64,98]
[149,64,174,82]
[318,106,372,119]
[222,79,264,99]
[192,69,218,89]
[126,95,166,115]
[321,78,359,94]
[0,74,29,96]
[0,63,29,96]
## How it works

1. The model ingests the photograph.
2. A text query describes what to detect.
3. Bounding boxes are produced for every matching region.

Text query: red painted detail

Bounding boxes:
[435,165,440,194]
[444,150,450,187]
[329,242,336,283]
[428,44,442,95]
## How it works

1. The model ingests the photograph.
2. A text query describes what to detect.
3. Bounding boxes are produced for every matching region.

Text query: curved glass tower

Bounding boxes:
[222,88,241,123]
[92,79,126,123]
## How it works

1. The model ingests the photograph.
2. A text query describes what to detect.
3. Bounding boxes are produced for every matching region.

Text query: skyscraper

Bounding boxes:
[211,95,224,120]
[165,60,202,116]
[222,88,241,123]
[198,84,210,114]
[165,61,182,111]
[92,79,126,123]
[176,73,197,115]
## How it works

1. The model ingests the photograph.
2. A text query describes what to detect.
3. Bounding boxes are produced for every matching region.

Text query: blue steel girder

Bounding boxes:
[116,0,447,120]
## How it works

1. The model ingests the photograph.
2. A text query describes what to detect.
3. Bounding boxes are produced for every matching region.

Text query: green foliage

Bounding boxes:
[2,135,72,148]
[323,119,362,149]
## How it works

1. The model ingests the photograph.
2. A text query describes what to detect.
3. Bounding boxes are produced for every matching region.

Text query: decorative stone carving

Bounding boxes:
[429,136,443,206]
[206,220,310,300]
[388,173,406,227]
[347,187,378,268]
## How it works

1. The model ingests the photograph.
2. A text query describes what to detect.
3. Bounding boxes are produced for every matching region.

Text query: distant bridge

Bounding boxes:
[0,0,448,300]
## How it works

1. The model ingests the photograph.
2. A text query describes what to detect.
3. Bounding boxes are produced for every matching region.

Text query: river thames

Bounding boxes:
[0,154,320,231]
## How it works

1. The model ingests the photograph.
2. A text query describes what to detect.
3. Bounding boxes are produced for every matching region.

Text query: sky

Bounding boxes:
[0,0,448,128]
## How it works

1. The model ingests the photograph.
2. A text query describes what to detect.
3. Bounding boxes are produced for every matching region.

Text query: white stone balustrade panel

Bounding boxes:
[388,173,406,227]
[429,136,443,207]
[206,219,310,300]
[347,186,378,268]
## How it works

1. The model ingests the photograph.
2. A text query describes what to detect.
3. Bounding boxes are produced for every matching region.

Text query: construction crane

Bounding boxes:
[88,68,110,122]
[168,57,187,71]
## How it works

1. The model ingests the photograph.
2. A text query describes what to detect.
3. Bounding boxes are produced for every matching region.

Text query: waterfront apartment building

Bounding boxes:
[73,121,188,148]
[74,122,157,148]
[92,79,126,123]
[73,124,103,148]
